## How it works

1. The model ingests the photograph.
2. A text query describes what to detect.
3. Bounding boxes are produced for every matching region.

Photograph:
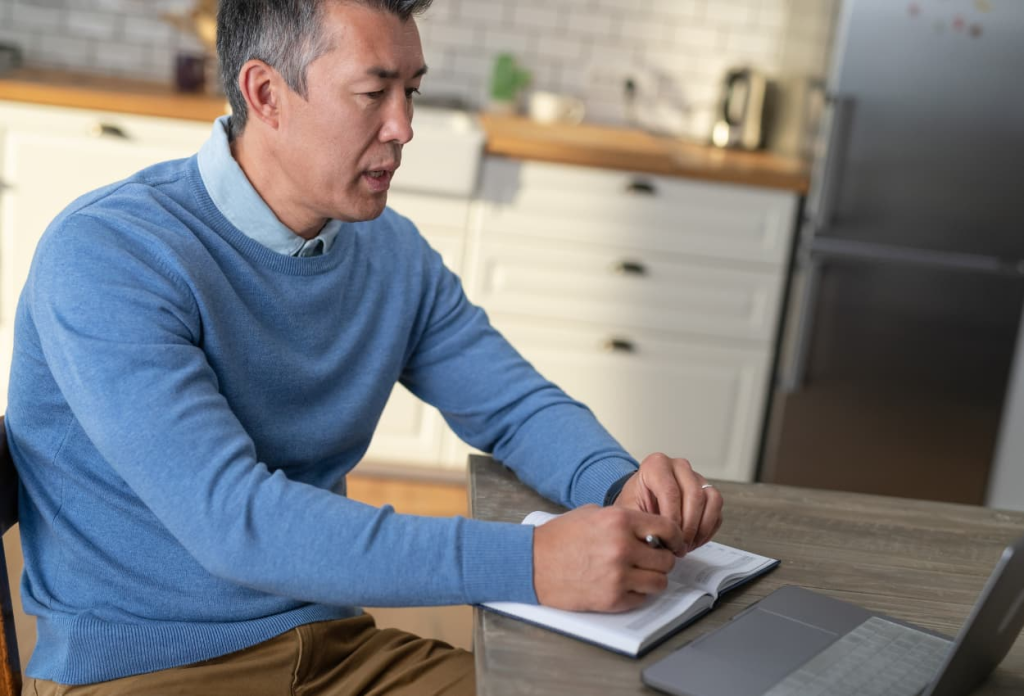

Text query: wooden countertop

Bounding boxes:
[0,68,229,122]
[0,68,810,194]
[480,113,810,194]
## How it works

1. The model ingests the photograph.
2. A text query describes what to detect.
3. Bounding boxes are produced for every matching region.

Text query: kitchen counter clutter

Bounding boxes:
[0,68,805,482]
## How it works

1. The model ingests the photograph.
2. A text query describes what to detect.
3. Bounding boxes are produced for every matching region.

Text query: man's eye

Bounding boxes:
[406,88,421,100]
[365,90,385,99]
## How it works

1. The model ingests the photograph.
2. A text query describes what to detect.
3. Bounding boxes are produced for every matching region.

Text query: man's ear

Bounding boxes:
[237,59,282,130]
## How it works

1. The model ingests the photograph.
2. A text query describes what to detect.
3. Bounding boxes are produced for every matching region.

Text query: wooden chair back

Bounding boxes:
[0,416,22,696]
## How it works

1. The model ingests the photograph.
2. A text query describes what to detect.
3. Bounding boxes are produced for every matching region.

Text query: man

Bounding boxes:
[8,0,723,693]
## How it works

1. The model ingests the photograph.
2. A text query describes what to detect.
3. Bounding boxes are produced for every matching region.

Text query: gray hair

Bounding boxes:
[217,0,434,138]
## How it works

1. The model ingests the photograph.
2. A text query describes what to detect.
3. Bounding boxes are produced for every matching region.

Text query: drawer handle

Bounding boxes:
[613,260,648,277]
[602,338,637,354]
[0,179,11,193]
[625,179,657,196]
[91,123,130,140]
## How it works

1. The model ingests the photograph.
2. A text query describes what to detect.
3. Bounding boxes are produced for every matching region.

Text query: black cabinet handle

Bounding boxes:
[91,123,130,140]
[625,179,657,196]
[613,260,648,277]
[602,338,637,354]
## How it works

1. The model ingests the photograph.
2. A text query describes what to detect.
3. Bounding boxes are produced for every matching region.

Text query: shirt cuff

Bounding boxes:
[460,518,537,605]
[602,471,636,506]
[569,456,639,508]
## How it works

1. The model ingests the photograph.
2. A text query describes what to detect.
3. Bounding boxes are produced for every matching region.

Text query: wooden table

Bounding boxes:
[467,455,1024,695]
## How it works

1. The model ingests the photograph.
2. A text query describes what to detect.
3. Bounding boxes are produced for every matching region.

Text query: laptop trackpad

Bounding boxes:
[643,610,838,696]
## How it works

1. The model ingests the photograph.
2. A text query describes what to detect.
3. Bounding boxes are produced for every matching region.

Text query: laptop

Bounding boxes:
[643,533,1024,696]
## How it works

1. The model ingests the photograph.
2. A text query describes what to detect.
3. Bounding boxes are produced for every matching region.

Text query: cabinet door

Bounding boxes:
[471,236,783,343]
[479,158,798,268]
[469,320,771,482]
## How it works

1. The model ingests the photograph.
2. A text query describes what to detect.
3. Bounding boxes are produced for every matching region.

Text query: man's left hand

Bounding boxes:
[613,453,723,556]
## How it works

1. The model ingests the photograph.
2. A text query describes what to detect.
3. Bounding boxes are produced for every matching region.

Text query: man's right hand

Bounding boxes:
[532,505,687,613]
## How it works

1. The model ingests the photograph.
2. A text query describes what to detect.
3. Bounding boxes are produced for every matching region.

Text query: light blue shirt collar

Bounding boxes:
[197,116,342,257]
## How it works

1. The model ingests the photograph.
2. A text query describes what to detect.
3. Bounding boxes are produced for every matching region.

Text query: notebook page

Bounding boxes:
[669,541,775,599]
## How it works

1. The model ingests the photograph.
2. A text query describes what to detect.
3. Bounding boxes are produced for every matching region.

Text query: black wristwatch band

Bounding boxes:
[603,471,637,506]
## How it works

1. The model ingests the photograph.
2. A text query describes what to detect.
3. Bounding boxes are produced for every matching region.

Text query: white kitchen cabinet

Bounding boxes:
[471,236,783,343]
[490,321,771,483]
[0,101,212,412]
[458,158,798,481]
[478,157,796,267]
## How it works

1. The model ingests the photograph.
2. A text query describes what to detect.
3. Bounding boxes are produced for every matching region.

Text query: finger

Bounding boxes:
[672,461,706,551]
[630,544,676,574]
[694,487,724,548]
[630,510,688,557]
[639,454,682,526]
[625,568,670,597]
[610,591,652,613]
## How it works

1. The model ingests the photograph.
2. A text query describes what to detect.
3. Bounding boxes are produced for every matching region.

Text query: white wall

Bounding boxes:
[0,0,840,140]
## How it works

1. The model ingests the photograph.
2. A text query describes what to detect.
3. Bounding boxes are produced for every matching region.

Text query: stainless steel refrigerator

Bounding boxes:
[760,0,1024,504]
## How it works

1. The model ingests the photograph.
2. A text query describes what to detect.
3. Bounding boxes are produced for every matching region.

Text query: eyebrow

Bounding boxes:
[366,65,429,80]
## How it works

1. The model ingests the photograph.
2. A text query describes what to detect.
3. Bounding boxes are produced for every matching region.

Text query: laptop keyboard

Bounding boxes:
[762,616,953,696]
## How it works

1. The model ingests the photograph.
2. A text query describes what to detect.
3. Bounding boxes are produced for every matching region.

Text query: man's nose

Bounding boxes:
[381,96,414,145]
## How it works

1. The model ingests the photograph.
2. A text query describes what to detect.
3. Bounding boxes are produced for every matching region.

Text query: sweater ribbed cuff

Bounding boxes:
[570,456,640,508]
[460,518,537,605]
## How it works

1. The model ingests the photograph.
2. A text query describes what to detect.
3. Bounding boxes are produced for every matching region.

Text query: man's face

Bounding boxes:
[275,2,425,224]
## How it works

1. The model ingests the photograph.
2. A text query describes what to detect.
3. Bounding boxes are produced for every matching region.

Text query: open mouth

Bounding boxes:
[363,169,394,191]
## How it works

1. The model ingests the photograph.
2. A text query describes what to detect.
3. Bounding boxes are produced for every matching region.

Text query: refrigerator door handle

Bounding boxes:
[807,95,856,233]
[779,250,823,394]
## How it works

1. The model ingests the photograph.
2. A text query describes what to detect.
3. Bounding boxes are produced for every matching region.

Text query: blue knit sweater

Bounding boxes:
[6,156,638,684]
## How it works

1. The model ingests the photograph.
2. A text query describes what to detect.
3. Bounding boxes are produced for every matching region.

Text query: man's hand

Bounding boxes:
[614,453,723,555]
[533,505,686,613]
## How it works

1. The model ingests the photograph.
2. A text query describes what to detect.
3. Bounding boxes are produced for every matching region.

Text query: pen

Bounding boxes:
[645,534,665,549]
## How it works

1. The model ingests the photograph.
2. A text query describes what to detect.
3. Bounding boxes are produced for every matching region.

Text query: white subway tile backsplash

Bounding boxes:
[670,25,722,51]
[427,21,478,47]
[1,0,839,138]
[95,40,148,71]
[649,0,705,19]
[38,35,95,67]
[480,26,536,55]
[535,35,586,62]
[703,0,755,27]
[619,16,669,45]
[597,0,652,12]
[512,3,562,31]
[66,9,119,40]
[122,16,174,44]
[565,11,615,38]
[725,30,779,60]
[11,3,63,32]
[457,0,509,25]
[448,47,495,81]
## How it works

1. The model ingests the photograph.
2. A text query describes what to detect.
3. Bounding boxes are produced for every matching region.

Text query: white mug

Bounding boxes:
[528,91,586,125]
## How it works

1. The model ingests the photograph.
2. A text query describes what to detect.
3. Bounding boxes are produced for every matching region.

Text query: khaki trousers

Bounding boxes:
[24,614,475,696]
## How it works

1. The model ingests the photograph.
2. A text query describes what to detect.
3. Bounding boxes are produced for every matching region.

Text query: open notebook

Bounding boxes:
[481,511,779,657]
